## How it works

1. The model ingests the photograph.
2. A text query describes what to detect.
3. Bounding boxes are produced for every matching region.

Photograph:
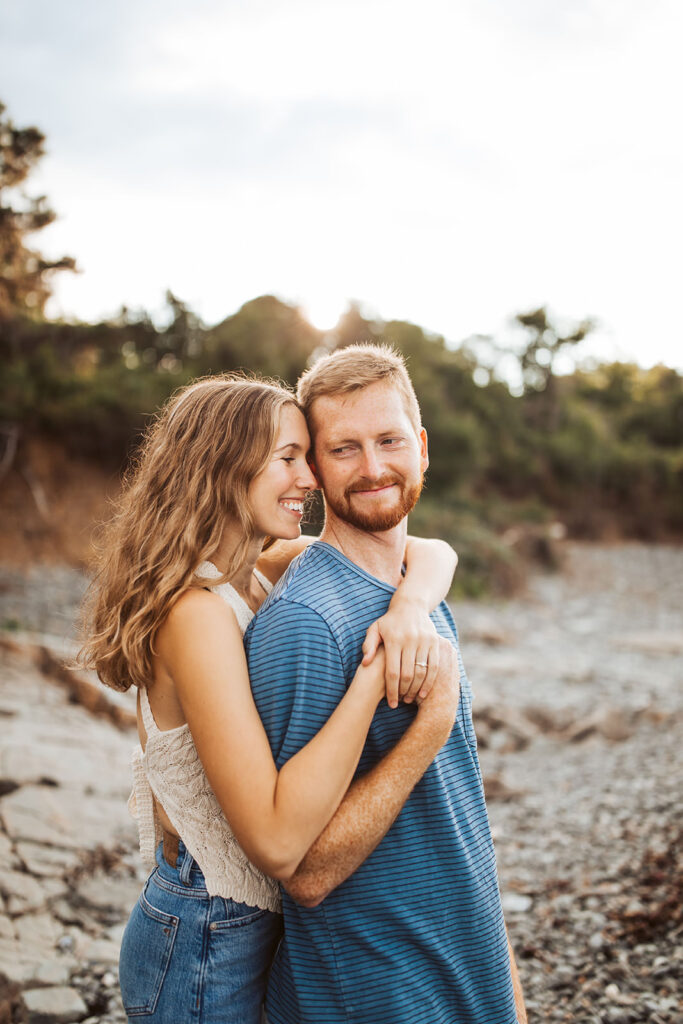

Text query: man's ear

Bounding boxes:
[419,427,429,473]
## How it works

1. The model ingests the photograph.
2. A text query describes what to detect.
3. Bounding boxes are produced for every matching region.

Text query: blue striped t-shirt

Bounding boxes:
[245,542,516,1024]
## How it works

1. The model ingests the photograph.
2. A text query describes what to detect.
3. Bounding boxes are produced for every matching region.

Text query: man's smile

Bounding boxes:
[349,484,398,497]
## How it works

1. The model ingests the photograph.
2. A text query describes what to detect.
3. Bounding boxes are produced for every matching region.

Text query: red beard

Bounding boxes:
[325,473,423,532]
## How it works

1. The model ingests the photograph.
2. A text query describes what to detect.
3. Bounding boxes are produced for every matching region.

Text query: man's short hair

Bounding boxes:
[297,344,422,435]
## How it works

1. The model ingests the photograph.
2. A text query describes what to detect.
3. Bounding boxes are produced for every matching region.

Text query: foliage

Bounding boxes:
[2,296,681,589]
[200,295,318,386]
[1,100,681,593]
[0,102,75,319]
[513,307,594,396]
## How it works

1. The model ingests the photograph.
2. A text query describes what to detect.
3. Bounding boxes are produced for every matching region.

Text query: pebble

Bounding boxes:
[501,893,532,914]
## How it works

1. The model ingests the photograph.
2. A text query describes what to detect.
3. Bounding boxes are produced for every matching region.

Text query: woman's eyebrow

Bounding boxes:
[273,441,305,454]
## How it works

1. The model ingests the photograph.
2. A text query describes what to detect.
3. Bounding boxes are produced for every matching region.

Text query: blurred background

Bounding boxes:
[1,0,682,590]
[1,2,681,1023]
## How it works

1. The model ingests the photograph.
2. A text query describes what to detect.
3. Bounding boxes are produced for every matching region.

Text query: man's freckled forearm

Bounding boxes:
[289,723,442,899]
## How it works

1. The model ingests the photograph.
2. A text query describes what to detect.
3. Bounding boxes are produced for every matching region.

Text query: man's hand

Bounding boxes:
[361,599,441,709]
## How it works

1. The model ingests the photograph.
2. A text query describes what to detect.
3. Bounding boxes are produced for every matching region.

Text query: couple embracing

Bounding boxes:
[81,344,526,1023]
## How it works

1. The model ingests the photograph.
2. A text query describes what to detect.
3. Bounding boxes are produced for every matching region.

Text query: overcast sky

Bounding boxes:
[2,0,682,370]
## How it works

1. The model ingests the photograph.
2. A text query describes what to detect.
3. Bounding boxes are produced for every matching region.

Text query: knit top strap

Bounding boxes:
[139,685,158,735]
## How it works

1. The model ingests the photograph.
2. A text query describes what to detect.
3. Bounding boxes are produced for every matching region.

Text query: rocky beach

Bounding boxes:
[0,542,681,1024]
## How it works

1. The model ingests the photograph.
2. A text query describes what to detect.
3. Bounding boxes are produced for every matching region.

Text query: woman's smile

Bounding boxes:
[279,498,305,518]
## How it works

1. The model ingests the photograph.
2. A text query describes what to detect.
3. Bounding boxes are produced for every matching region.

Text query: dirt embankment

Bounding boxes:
[0,438,121,568]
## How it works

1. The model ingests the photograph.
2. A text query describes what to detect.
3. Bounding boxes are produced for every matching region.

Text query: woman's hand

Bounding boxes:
[360,536,456,709]
[361,598,440,710]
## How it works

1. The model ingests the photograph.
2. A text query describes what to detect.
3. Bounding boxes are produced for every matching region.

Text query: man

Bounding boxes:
[245,345,525,1023]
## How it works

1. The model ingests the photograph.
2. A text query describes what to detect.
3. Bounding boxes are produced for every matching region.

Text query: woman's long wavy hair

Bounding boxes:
[79,374,298,692]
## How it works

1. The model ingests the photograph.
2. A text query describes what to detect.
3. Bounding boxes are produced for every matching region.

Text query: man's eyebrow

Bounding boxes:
[327,437,357,447]
[328,429,405,446]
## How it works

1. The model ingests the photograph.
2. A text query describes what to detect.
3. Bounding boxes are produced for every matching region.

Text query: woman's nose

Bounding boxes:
[297,461,317,490]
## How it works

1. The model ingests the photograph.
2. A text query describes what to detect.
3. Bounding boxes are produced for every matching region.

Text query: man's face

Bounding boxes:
[308,381,429,532]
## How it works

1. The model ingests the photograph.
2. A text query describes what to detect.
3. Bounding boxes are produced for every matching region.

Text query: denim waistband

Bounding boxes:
[154,838,207,891]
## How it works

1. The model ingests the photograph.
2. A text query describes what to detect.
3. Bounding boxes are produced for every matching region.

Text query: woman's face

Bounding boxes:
[248,405,317,540]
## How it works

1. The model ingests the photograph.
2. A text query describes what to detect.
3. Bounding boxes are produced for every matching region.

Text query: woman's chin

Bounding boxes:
[268,522,302,541]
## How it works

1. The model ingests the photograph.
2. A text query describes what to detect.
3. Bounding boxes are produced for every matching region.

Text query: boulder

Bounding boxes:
[21,985,87,1024]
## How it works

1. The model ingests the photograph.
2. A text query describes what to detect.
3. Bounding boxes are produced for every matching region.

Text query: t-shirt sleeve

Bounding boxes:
[245,598,350,769]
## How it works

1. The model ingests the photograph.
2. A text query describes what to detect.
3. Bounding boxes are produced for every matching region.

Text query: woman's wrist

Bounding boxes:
[352,652,387,704]
[389,585,430,615]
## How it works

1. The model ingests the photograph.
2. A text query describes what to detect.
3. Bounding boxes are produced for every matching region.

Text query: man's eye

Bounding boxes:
[381,438,401,446]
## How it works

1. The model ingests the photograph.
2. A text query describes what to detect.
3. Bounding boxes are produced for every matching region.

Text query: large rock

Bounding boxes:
[14,842,81,878]
[0,785,134,850]
[612,631,683,656]
[0,935,42,984]
[75,874,140,916]
[21,985,87,1024]
[80,936,121,965]
[475,704,538,752]
[564,705,633,744]
[0,871,47,915]
[13,913,63,955]
[0,832,13,862]
[0,915,77,987]
[31,960,74,986]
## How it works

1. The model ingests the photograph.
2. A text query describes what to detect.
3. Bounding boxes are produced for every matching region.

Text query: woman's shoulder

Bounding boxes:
[159,587,241,645]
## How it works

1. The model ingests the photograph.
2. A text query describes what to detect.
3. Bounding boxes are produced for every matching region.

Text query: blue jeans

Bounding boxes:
[119,841,283,1023]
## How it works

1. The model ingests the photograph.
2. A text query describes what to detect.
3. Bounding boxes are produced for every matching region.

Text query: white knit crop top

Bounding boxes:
[128,562,281,912]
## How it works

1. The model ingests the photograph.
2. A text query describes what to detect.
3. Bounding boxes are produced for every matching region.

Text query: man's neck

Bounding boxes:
[320,511,407,587]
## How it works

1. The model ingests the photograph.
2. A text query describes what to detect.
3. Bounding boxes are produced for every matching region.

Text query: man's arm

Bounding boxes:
[362,536,458,707]
[506,929,528,1024]
[285,637,460,906]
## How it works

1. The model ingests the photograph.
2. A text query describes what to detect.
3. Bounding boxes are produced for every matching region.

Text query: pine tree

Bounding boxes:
[0,100,75,319]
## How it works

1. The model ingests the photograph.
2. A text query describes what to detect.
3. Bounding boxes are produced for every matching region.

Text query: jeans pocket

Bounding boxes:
[119,886,179,1016]
[210,902,272,931]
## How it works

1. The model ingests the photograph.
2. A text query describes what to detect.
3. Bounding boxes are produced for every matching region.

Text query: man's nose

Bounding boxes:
[359,445,381,479]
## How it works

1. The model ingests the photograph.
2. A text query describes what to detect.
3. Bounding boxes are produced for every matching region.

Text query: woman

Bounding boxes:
[79,373,457,1024]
